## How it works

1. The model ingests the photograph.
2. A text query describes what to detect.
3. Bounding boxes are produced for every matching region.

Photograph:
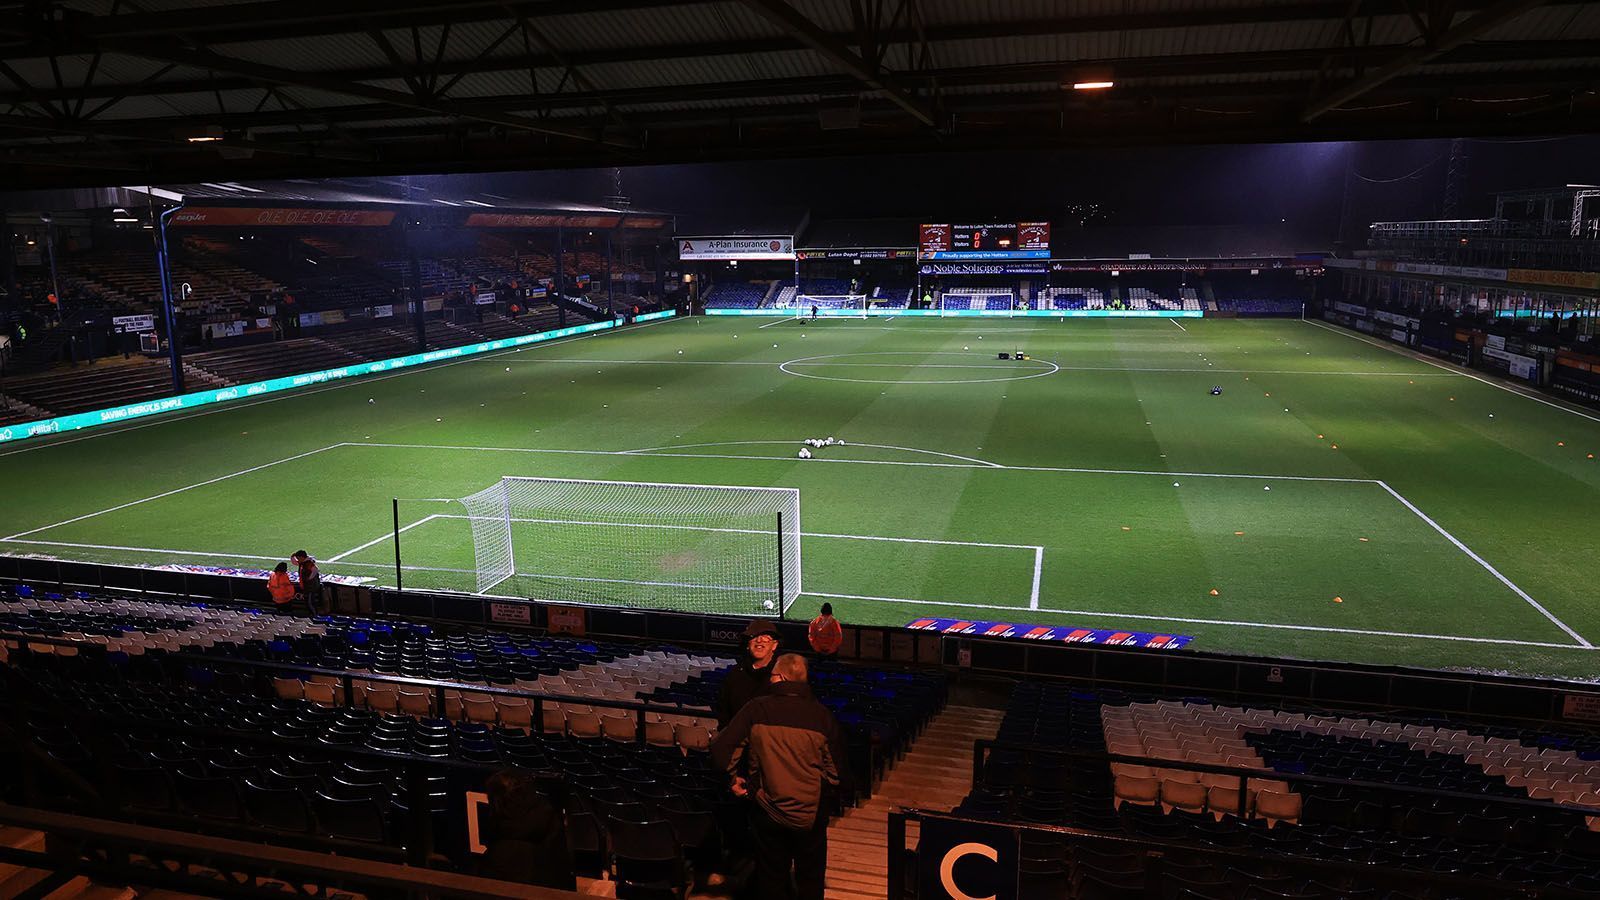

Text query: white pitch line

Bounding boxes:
[1,535,1574,651]
[0,443,348,541]
[1030,547,1043,610]
[801,591,1589,650]
[0,315,689,460]
[1303,317,1600,425]
[327,513,442,562]
[0,538,282,563]
[622,439,1005,468]
[1375,480,1591,648]
[1170,318,1188,333]
[756,317,794,329]
[408,512,1042,550]
[487,356,1452,377]
[347,439,1373,483]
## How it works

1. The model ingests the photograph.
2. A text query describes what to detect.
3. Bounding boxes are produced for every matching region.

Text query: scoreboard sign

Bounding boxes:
[919,222,1050,260]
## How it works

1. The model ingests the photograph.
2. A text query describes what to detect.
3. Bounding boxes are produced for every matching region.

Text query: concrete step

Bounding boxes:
[44,877,139,900]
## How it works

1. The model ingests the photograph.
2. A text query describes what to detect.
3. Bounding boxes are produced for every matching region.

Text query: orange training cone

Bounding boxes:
[1209,589,1220,596]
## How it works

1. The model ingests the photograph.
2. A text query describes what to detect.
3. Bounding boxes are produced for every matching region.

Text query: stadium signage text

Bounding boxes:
[112,314,155,333]
[919,262,1048,276]
[463,212,623,229]
[170,207,397,227]
[676,236,796,261]
[0,311,677,446]
[796,248,917,260]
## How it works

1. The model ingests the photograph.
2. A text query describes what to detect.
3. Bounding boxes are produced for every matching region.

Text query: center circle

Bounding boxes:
[778,351,1060,385]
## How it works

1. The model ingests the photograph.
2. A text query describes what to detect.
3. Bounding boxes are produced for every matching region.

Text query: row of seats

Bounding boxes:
[956,681,1600,898]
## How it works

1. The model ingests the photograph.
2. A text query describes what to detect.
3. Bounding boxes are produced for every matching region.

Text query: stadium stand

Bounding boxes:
[702,282,768,309]
[0,581,948,897]
[872,283,915,308]
[1039,287,1108,310]
[4,358,227,417]
[941,288,1014,311]
[950,680,1600,899]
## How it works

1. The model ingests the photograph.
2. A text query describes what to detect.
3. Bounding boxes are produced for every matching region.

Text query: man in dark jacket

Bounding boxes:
[716,619,780,727]
[477,769,575,889]
[711,654,852,900]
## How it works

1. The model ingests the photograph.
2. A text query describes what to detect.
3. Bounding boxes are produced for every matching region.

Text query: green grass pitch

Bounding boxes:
[4,314,1600,680]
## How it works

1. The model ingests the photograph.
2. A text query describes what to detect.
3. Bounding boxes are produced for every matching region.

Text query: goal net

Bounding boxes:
[794,294,869,318]
[457,477,801,617]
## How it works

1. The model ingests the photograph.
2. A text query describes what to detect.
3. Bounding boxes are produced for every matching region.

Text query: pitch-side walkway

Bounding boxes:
[825,704,1007,900]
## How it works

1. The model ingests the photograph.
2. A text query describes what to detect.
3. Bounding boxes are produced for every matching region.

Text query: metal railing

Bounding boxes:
[885,806,1595,900]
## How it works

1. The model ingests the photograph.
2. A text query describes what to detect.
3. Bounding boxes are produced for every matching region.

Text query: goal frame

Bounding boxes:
[794,293,869,318]
[452,475,802,617]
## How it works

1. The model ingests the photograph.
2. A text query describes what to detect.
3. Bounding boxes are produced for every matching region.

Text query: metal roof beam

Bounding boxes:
[1302,0,1551,120]
[2,0,1586,59]
[734,0,936,127]
[95,38,636,149]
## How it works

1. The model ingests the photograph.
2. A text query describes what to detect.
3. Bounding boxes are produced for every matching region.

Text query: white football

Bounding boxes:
[762,599,776,610]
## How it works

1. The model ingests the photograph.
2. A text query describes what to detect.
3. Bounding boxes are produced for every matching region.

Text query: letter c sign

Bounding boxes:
[939,842,999,900]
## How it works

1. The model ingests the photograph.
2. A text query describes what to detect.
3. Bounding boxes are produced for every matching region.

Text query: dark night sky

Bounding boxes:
[424,135,1600,249]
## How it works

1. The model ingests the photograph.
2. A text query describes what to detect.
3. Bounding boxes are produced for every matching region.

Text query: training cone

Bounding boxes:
[1333,596,1344,603]
[1208,589,1220,596]
[1331,444,1338,450]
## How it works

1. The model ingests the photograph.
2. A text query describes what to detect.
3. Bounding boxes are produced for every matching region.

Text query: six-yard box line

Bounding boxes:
[0,438,1586,653]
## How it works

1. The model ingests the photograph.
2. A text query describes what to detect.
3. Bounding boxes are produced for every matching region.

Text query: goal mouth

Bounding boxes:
[791,294,870,318]
[452,476,801,617]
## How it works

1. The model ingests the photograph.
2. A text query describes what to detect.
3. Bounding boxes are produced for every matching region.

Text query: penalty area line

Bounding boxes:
[327,514,442,563]
[1375,480,1591,648]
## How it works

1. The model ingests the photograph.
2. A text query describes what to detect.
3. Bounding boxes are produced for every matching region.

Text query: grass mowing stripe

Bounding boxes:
[1375,480,1590,647]
[1302,317,1600,425]
[1,443,346,541]
[349,439,1372,483]
[0,315,689,461]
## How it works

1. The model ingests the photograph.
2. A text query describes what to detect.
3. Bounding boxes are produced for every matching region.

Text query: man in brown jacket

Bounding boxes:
[710,654,852,900]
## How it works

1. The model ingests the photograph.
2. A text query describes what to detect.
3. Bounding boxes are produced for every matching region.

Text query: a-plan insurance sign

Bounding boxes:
[677,236,795,261]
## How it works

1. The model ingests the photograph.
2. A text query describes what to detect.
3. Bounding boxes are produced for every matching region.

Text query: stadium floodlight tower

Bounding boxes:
[456,476,801,617]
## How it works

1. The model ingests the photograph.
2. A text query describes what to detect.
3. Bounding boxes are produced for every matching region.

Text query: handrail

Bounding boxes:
[885,807,1596,899]
[971,737,1600,819]
[0,803,584,900]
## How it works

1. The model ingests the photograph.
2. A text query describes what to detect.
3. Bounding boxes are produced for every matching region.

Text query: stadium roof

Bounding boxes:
[2,0,1598,189]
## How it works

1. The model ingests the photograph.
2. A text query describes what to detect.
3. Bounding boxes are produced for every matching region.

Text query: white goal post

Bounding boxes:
[457,476,801,617]
[794,294,869,318]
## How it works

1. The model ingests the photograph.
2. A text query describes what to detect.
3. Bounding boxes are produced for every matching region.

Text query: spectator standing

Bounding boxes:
[266,562,296,614]
[290,550,322,615]
[711,654,850,900]
[717,620,780,727]
[478,769,576,889]
[807,603,842,656]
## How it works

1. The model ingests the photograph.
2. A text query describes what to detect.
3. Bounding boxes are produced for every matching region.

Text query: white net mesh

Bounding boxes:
[458,477,801,616]
[792,295,868,317]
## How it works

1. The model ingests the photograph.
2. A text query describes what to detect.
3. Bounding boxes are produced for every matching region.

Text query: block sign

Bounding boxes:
[488,601,531,626]
[547,605,587,636]
[917,816,1020,900]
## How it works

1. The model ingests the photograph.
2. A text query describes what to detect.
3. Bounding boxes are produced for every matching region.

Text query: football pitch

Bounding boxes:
[4,313,1600,680]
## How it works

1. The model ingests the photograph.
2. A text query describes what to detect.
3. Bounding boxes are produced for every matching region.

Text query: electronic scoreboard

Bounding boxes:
[918,222,1051,260]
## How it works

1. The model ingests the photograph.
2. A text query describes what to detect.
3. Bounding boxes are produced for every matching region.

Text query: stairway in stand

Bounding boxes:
[825,704,1006,900]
